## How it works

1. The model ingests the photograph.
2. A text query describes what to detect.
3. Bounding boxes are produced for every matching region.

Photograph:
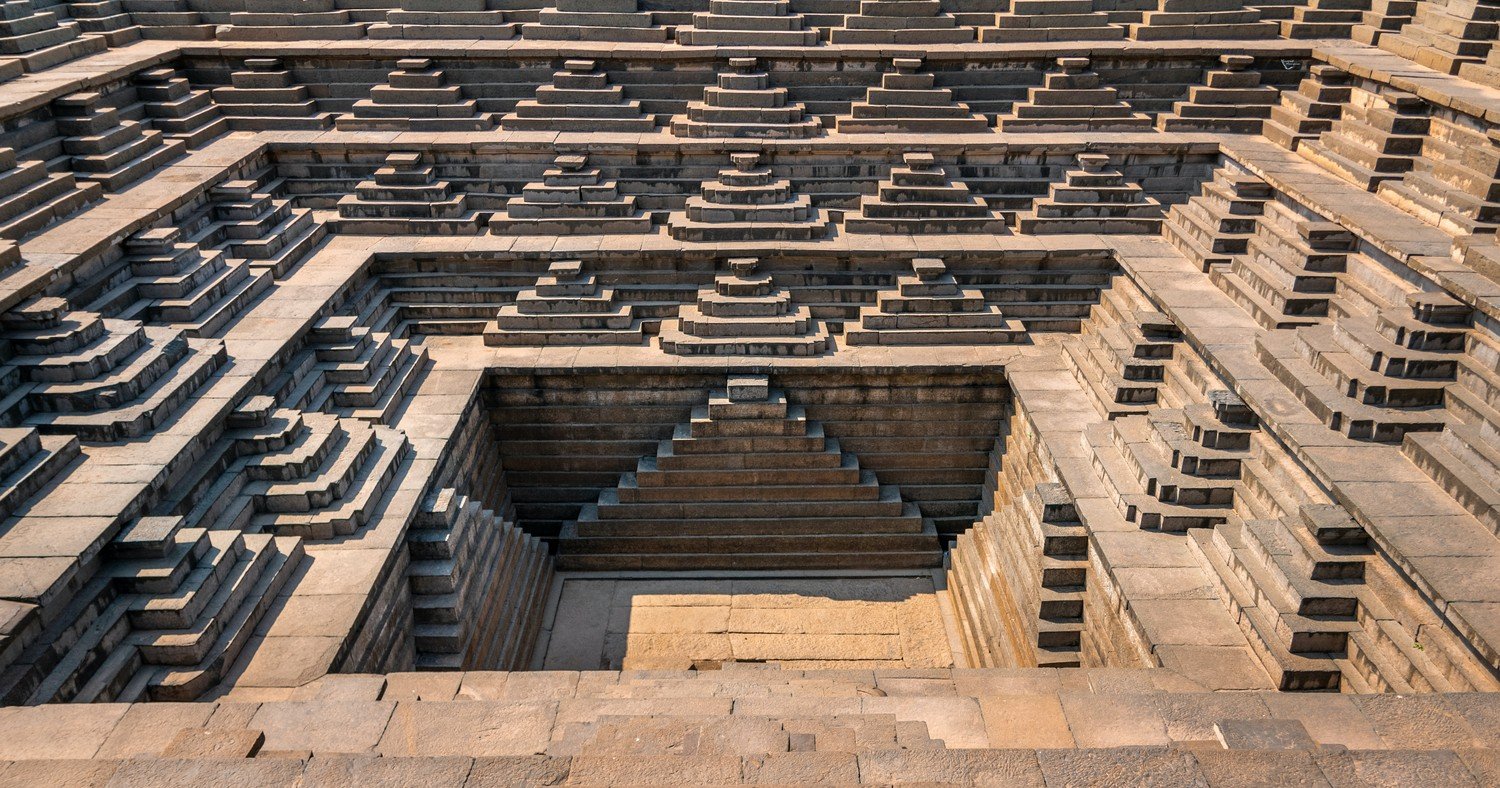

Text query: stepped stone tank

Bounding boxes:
[0,0,1495,783]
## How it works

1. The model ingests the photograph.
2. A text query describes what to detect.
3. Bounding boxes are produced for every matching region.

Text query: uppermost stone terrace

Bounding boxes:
[0,2,1496,785]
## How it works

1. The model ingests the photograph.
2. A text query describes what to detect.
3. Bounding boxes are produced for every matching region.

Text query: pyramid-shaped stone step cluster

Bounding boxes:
[0,145,101,241]
[276,314,431,426]
[170,398,412,541]
[501,59,655,132]
[669,154,832,242]
[336,58,495,132]
[1208,200,1356,330]
[0,426,78,521]
[672,58,822,139]
[1298,89,1431,191]
[86,225,270,338]
[210,58,335,131]
[484,259,645,347]
[370,0,519,40]
[62,1,141,53]
[1163,168,1272,271]
[407,487,553,670]
[0,512,303,704]
[836,58,990,133]
[217,0,366,41]
[489,154,652,236]
[1019,154,1163,234]
[1256,291,1472,442]
[191,178,327,279]
[1188,501,1373,691]
[996,57,1153,131]
[1155,55,1279,134]
[675,0,819,45]
[522,0,667,41]
[1378,119,1500,236]
[828,0,974,43]
[1062,284,1183,418]
[659,258,831,356]
[559,375,941,569]
[845,152,1009,234]
[1088,392,1257,531]
[0,0,106,72]
[52,90,186,192]
[1262,65,1352,152]
[0,297,226,441]
[845,257,1027,346]
[984,0,1125,41]
[1377,0,1498,75]
[334,152,484,235]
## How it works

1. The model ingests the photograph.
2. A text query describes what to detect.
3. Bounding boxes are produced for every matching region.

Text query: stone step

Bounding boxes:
[573,500,930,537]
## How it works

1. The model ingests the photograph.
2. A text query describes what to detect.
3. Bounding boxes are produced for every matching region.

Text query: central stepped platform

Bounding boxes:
[559,375,940,569]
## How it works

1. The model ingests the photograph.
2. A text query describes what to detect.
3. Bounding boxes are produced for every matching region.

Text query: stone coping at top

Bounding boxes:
[174,37,1315,61]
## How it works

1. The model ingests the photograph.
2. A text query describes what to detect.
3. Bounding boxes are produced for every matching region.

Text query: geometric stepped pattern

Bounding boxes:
[0,2,1494,783]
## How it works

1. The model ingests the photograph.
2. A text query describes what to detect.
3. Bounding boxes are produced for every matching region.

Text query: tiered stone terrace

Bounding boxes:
[0,2,1494,783]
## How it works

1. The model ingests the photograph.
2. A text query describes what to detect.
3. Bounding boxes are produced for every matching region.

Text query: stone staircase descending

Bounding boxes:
[0,297,226,441]
[1019,153,1163,235]
[1256,291,1468,442]
[0,0,106,72]
[51,90,185,192]
[407,487,553,671]
[1088,390,1258,532]
[1298,88,1431,192]
[1208,200,1357,330]
[483,259,646,347]
[162,396,411,542]
[658,258,831,356]
[844,257,1027,346]
[0,145,100,241]
[1063,282,1183,418]
[189,178,327,280]
[0,426,78,520]
[558,375,941,570]
[273,314,431,426]
[1163,168,1272,271]
[131,67,227,149]
[85,225,270,339]
[950,462,1090,669]
[1377,118,1500,237]
[844,152,1009,234]
[1262,65,1352,152]
[0,512,303,704]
